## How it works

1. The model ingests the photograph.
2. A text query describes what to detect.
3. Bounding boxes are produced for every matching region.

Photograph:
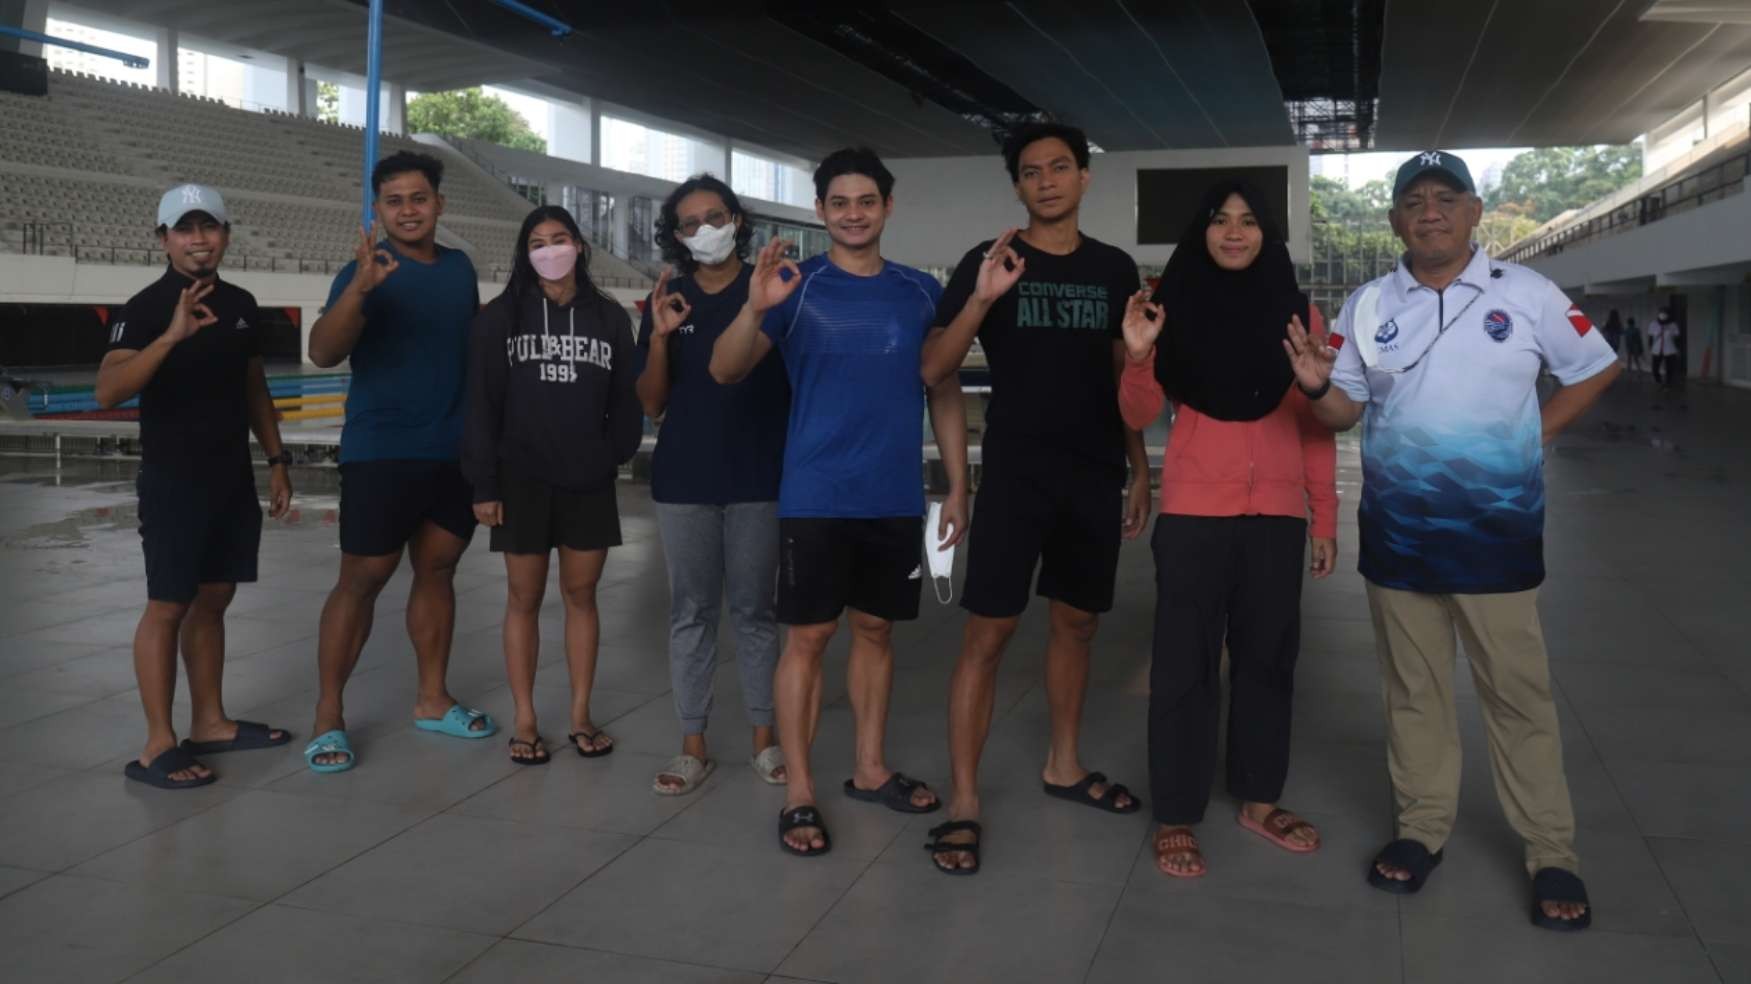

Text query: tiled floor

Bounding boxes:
[0,374,1744,983]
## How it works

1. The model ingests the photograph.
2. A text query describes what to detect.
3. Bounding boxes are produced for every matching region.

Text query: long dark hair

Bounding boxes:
[1605,309,1622,333]
[655,174,754,275]
[495,205,612,331]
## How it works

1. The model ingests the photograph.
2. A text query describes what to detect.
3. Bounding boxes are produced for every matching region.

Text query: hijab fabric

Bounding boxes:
[1151,179,1307,422]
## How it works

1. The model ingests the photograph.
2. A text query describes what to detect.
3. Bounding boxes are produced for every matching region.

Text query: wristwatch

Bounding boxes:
[265,451,293,468]
[1297,378,1332,400]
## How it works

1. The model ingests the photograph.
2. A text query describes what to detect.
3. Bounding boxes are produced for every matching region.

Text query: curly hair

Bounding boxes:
[655,174,754,274]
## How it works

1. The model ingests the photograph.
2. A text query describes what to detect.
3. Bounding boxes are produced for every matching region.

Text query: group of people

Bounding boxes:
[1602,307,1684,386]
[98,131,1618,931]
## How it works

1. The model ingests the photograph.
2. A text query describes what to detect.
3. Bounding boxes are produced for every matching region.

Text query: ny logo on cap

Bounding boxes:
[1418,152,1442,166]
[180,186,204,205]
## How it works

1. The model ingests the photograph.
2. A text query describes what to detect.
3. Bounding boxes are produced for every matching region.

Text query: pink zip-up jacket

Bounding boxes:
[1119,306,1338,539]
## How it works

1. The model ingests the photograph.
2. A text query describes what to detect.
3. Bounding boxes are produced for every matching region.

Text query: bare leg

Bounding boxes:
[310,549,399,763]
[502,551,549,760]
[559,547,611,753]
[134,599,206,781]
[777,620,836,853]
[847,610,936,809]
[405,521,474,724]
[933,614,1018,870]
[182,582,283,745]
[1041,601,1132,808]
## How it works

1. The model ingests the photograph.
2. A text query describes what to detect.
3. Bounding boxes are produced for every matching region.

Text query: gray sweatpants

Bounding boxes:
[654,501,780,735]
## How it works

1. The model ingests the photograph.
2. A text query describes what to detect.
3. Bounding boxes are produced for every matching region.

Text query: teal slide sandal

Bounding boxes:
[414,705,498,740]
[304,730,356,774]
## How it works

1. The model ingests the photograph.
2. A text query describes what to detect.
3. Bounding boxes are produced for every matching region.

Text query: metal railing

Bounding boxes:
[1503,148,1750,263]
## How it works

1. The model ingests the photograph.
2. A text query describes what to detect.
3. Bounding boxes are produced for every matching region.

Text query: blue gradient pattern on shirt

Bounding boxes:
[1358,414,1546,593]
[760,255,941,518]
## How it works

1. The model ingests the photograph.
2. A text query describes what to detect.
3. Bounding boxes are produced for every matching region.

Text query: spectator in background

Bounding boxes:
[1601,310,1623,359]
[1648,309,1682,389]
[1623,315,1645,374]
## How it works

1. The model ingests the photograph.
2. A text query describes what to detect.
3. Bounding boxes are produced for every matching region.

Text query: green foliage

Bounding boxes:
[405,88,546,154]
[1309,175,1399,260]
[316,81,339,124]
[1485,145,1642,223]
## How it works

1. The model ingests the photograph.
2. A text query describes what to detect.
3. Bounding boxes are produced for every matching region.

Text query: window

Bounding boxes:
[600,115,722,183]
[732,150,813,207]
[43,17,155,86]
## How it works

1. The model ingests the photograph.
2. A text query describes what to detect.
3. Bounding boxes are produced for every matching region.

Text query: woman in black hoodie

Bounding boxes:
[463,205,641,765]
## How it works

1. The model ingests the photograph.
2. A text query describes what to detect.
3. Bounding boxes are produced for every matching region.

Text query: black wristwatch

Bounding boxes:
[1298,378,1332,401]
[265,452,293,468]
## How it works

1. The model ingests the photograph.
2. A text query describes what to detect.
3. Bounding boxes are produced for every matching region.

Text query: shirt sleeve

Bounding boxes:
[1118,355,1165,431]
[1533,280,1618,385]
[244,296,263,359]
[935,245,986,330]
[1328,288,1370,404]
[325,263,356,310]
[106,294,167,353]
[918,271,943,340]
[1110,254,1142,340]
[460,302,506,503]
[759,269,802,347]
[607,307,644,466]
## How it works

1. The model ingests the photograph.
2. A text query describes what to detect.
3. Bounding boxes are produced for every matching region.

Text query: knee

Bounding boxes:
[1050,607,1100,646]
[412,554,459,582]
[560,578,599,613]
[785,622,837,657]
[188,583,236,619]
[505,578,545,616]
[961,616,1018,668]
[335,560,394,600]
[848,612,892,648]
[142,599,190,628]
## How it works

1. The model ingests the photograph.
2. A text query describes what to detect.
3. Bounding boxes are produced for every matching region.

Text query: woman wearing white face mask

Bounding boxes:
[635,175,792,796]
[463,206,642,765]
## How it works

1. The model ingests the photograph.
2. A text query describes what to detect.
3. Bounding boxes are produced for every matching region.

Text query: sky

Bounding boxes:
[1311,148,1531,192]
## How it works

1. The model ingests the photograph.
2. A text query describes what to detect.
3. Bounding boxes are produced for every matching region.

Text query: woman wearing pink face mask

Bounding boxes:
[463,206,642,765]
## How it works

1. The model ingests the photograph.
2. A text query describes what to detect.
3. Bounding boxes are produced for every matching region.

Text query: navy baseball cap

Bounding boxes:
[1392,150,1476,198]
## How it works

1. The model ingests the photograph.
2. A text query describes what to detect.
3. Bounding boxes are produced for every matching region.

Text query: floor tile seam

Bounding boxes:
[109,897,273,984]
[1078,826,1149,984]
[767,838,889,978]
[0,865,53,903]
[38,786,244,874]
[493,830,648,945]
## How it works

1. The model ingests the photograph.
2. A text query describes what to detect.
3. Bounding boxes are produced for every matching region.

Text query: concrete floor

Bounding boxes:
[0,372,1745,984]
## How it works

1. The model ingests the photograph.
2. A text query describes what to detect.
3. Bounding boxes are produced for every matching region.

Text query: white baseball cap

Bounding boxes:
[156,183,229,228]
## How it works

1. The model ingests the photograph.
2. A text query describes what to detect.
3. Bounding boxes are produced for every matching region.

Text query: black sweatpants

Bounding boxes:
[1148,514,1306,825]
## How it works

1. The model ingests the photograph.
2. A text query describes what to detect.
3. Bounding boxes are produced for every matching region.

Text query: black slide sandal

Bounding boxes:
[924,820,983,876]
[843,772,941,814]
[180,720,291,755]
[1366,838,1444,894]
[1042,771,1141,814]
[1529,867,1592,932]
[778,806,832,857]
[123,747,216,790]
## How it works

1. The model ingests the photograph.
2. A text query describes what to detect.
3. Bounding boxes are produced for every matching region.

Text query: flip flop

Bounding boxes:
[924,820,983,876]
[569,729,614,758]
[180,720,291,755]
[414,705,497,740]
[123,746,215,790]
[843,771,940,814]
[303,729,356,774]
[750,745,786,785]
[1042,771,1140,814]
[652,754,715,795]
[1366,838,1443,894]
[1529,867,1592,932]
[508,735,551,767]
[1237,807,1321,854]
[778,805,831,857]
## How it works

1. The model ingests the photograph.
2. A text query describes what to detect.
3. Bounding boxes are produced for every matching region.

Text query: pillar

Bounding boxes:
[155,26,176,92]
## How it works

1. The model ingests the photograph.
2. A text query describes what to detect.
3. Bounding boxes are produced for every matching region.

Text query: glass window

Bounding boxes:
[600,116,723,183]
[731,150,814,207]
[43,17,155,86]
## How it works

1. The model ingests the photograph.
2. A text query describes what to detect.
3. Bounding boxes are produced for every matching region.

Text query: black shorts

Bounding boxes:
[339,458,477,557]
[776,516,923,625]
[490,472,622,554]
[137,464,261,603]
[961,457,1126,618]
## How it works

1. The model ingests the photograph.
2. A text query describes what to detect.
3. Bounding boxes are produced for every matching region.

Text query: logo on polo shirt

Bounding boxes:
[110,321,126,344]
[234,317,248,331]
[1483,309,1513,342]
[1375,319,1399,347]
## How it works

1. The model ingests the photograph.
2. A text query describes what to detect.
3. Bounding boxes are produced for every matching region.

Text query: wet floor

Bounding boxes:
[0,373,1746,984]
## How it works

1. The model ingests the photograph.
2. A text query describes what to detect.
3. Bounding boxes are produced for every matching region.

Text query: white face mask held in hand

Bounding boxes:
[924,500,957,604]
[680,218,738,266]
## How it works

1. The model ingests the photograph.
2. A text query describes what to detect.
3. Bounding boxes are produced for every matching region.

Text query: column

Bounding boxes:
[588,102,601,166]
[722,140,733,184]
[0,0,49,56]
[285,57,306,115]
[384,80,405,134]
[155,27,176,92]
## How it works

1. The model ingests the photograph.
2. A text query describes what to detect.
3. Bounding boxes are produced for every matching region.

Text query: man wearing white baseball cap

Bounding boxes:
[95,183,295,789]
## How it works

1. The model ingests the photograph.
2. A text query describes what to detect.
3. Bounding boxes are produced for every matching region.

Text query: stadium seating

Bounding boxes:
[0,70,649,287]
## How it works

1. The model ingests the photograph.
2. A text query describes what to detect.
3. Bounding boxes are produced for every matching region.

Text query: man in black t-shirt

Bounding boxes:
[918,124,1151,873]
[96,184,294,790]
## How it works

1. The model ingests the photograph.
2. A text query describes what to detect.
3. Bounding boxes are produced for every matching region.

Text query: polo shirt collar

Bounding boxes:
[1391,244,1489,296]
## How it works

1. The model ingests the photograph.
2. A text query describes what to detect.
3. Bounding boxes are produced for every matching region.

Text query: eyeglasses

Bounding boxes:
[677,210,730,236]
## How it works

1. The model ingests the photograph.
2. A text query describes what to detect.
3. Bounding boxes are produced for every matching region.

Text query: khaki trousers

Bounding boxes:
[1365,582,1579,876]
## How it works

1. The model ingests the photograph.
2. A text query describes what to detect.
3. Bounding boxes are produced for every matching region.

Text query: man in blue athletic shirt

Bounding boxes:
[302,151,494,773]
[710,147,970,857]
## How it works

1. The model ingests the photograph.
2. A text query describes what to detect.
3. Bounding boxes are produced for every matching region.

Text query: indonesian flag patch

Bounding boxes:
[1566,306,1593,336]
[1328,333,1346,350]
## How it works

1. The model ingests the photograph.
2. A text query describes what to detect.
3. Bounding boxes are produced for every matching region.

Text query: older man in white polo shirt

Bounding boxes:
[1284,150,1620,931]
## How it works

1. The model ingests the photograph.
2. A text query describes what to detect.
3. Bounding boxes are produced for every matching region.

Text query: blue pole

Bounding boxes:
[487,0,574,38]
[0,26,149,68]
[361,0,384,230]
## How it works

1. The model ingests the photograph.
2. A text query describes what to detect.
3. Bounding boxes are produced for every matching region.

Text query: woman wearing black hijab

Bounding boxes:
[1117,180,1338,879]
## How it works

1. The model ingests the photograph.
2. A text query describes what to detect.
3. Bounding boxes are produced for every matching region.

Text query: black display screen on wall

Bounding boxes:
[1136,166,1291,245]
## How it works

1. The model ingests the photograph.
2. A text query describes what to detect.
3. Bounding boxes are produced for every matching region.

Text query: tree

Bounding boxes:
[316,81,339,124]
[1486,145,1641,223]
[406,88,546,154]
